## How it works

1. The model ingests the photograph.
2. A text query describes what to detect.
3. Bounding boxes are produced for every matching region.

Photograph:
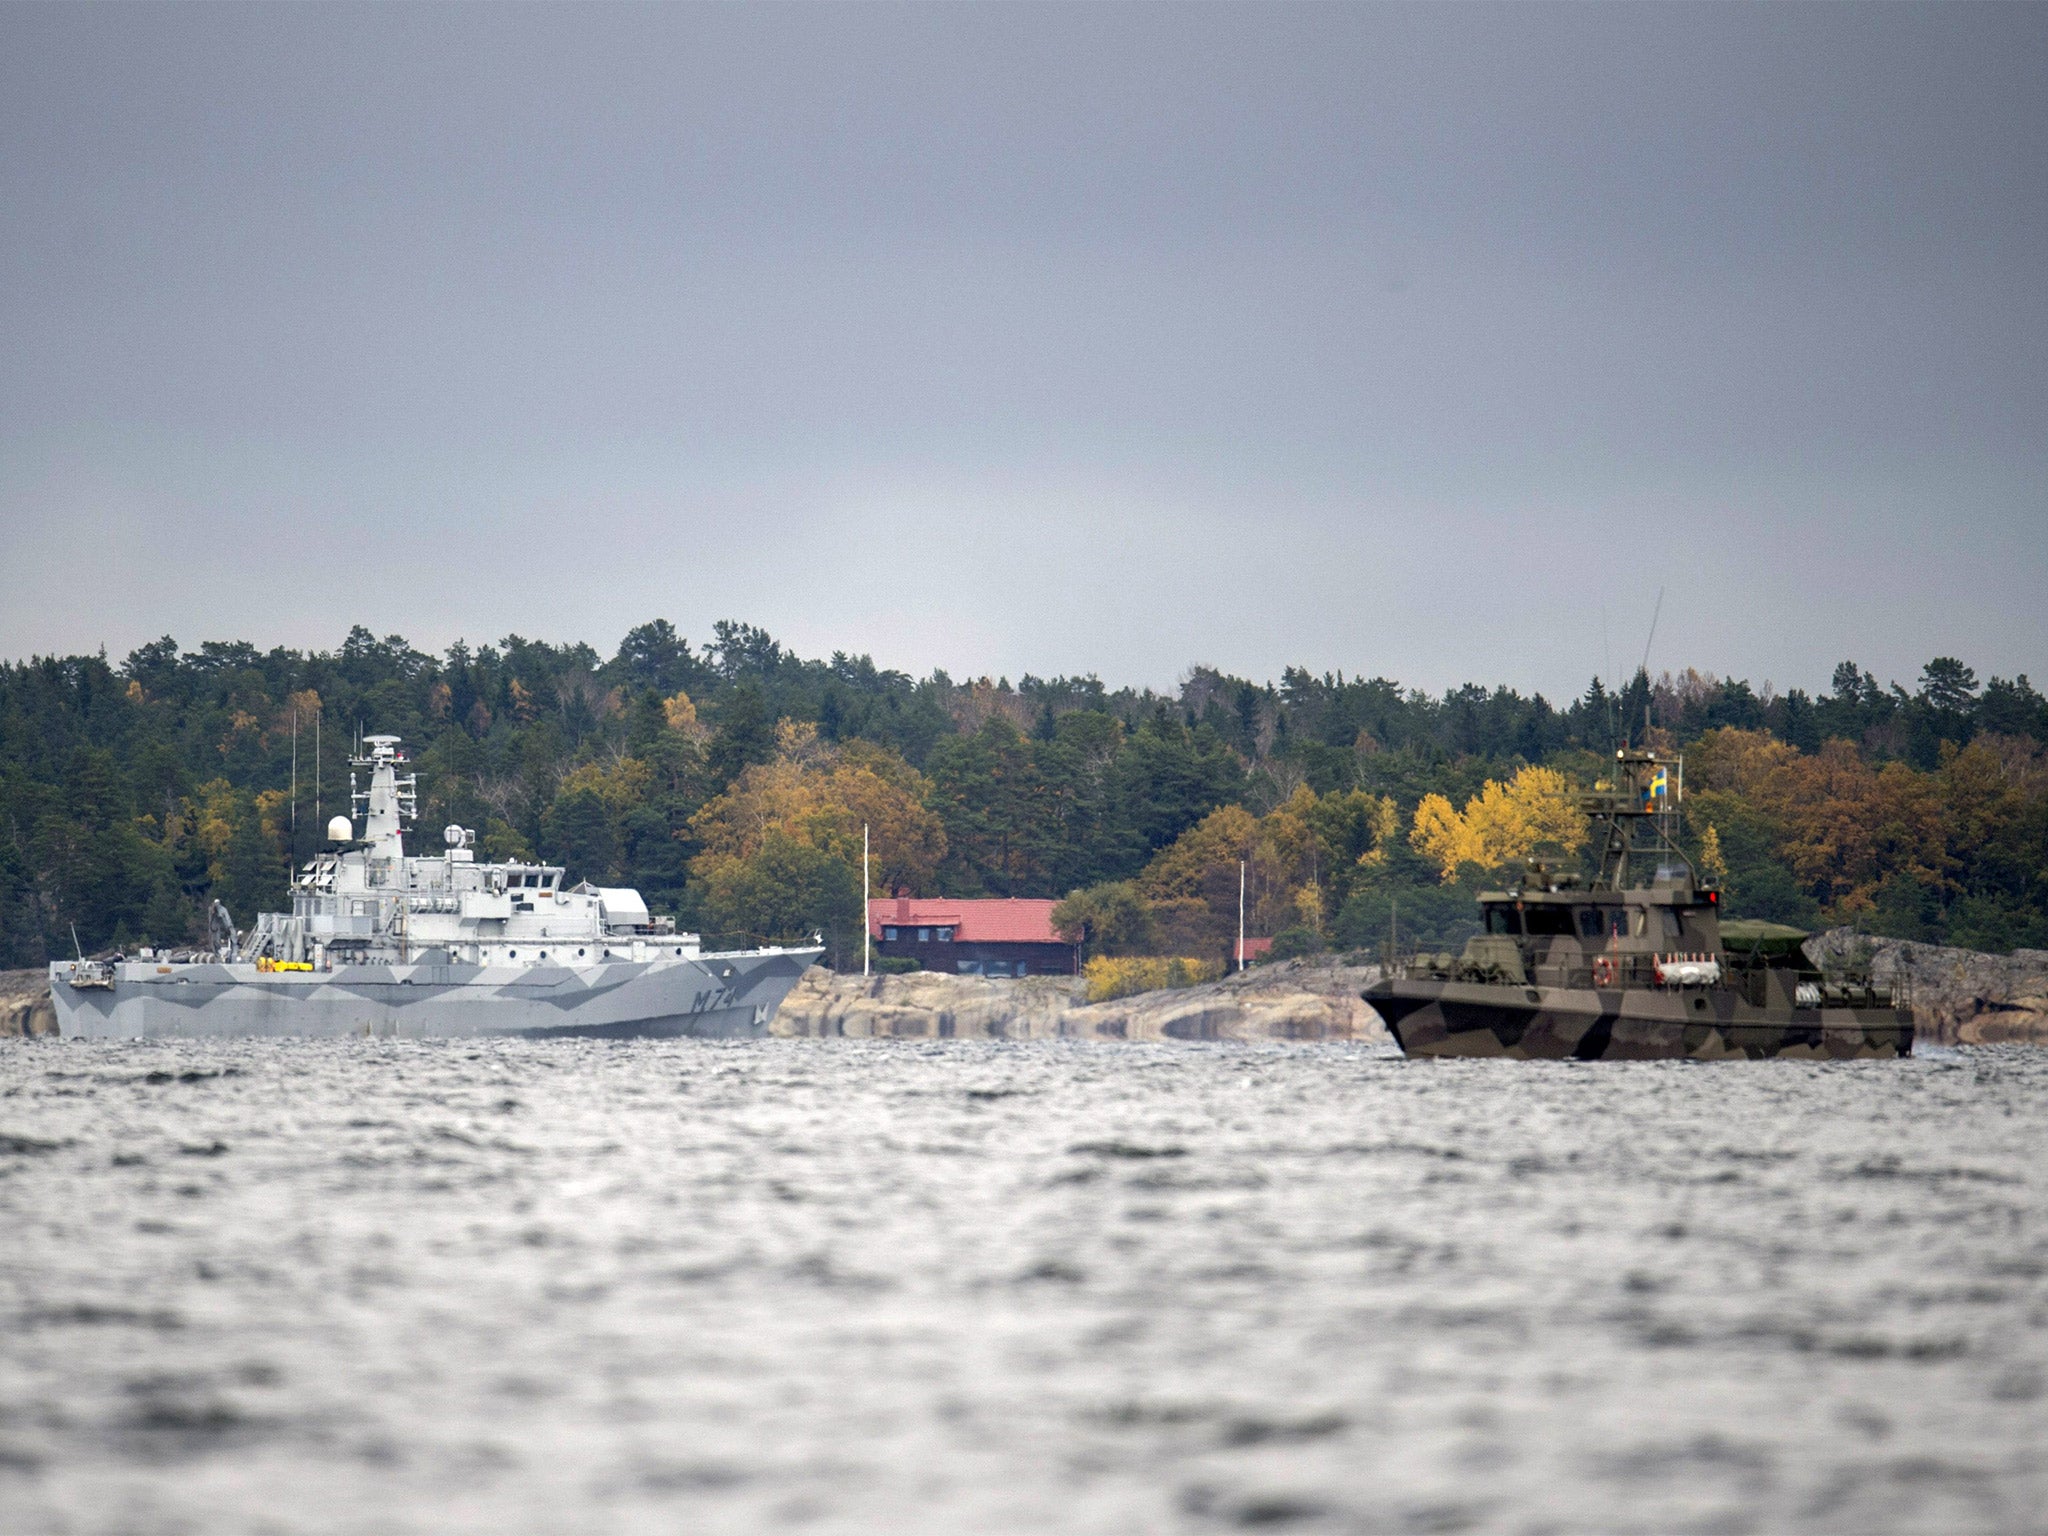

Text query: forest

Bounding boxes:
[1,619,2043,970]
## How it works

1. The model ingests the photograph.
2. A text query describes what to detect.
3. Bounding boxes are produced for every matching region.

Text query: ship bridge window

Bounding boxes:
[1485,908,1522,935]
[1578,909,1605,938]
[1523,906,1574,937]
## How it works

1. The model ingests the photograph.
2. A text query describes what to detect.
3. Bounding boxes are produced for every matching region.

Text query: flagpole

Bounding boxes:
[863,823,871,978]
[1237,858,1246,971]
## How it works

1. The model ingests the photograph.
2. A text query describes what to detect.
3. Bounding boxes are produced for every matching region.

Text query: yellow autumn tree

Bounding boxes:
[1138,804,1260,902]
[187,779,242,879]
[1765,740,1948,915]
[1125,785,1403,952]
[661,689,701,735]
[687,727,946,900]
[254,789,291,849]
[1134,804,1261,954]
[1684,727,1799,798]
[687,725,947,963]
[1410,765,1588,880]
[1697,823,1729,884]
[557,757,655,816]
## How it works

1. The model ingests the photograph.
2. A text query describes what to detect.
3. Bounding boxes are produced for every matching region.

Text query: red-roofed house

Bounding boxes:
[869,896,1076,977]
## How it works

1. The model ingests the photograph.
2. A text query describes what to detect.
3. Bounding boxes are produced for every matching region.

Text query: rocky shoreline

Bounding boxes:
[771,958,1387,1042]
[0,968,57,1037]
[1806,930,2048,1043]
[0,959,1388,1043]
[6,929,2045,1042]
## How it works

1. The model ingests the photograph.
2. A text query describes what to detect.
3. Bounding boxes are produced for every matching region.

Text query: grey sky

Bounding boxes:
[3,3,2043,700]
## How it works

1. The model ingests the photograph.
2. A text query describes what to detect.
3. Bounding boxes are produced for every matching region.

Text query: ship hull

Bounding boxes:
[1366,981,1913,1061]
[48,950,820,1041]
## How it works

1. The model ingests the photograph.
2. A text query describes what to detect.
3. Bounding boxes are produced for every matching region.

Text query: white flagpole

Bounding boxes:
[1238,858,1246,971]
[863,822,870,977]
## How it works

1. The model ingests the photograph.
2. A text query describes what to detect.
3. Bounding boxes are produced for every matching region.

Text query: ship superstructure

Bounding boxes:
[50,735,820,1039]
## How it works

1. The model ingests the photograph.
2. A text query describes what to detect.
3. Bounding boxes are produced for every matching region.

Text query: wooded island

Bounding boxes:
[2,622,2041,970]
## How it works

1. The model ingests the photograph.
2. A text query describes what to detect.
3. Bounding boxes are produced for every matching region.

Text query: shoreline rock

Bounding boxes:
[772,959,1389,1043]
[2,961,1384,1043]
[11,937,2044,1043]
[0,970,58,1038]
[1808,929,2048,1044]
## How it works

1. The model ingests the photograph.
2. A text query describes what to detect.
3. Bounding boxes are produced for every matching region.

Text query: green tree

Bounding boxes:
[925,718,1057,896]
[216,800,284,929]
[540,787,618,882]
[1104,712,1242,867]
[707,686,775,787]
[696,829,861,965]
[1051,881,1157,958]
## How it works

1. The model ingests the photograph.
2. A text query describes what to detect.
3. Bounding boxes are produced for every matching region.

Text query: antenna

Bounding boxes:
[71,923,85,961]
[1600,604,1619,753]
[1637,586,1665,744]
[290,709,298,833]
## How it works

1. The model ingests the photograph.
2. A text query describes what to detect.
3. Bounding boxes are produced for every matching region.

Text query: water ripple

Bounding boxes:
[0,1037,2042,1534]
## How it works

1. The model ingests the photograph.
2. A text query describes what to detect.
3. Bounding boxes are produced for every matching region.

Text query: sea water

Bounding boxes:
[1,1038,2043,1535]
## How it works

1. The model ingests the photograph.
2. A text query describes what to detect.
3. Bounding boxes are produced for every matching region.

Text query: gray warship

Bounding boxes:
[1365,749,1914,1061]
[48,735,821,1039]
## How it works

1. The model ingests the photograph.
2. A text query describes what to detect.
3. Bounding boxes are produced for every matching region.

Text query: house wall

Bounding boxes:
[872,939,1077,977]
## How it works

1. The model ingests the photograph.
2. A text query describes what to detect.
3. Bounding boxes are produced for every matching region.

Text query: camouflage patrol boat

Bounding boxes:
[1364,750,1913,1061]
[48,735,821,1040]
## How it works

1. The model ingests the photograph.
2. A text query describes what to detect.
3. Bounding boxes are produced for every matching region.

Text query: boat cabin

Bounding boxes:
[1477,887,1723,956]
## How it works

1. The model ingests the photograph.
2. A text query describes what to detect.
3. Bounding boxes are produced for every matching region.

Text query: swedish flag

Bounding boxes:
[1647,765,1669,807]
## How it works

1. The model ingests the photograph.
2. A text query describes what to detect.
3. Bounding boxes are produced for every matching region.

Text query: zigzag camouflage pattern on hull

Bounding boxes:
[1372,988,1912,1061]
[49,951,818,1041]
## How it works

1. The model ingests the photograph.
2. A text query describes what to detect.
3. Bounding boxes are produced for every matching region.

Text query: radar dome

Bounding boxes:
[444,824,466,847]
[326,815,353,842]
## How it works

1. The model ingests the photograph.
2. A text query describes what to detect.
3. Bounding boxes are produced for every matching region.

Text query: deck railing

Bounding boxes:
[1389,950,1908,1012]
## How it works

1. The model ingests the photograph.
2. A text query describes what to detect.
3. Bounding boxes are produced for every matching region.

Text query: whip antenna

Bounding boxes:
[1636,586,1665,745]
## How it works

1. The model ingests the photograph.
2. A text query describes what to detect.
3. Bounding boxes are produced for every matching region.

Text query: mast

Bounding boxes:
[1578,748,1692,890]
[350,735,417,957]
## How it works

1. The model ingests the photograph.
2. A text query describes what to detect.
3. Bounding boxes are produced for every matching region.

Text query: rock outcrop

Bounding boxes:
[0,969,58,1038]
[773,959,1389,1042]
[17,940,2039,1044]
[2,961,1387,1042]
[1807,929,2048,1044]
[772,968,1088,1039]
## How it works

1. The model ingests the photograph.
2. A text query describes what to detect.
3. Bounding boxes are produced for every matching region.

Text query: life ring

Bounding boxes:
[1591,955,1618,988]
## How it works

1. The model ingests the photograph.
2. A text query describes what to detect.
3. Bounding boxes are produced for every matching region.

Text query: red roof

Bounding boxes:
[1238,936,1273,961]
[869,896,1063,945]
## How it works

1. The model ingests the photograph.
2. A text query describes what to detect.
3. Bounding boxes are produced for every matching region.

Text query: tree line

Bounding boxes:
[1,619,2042,968]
